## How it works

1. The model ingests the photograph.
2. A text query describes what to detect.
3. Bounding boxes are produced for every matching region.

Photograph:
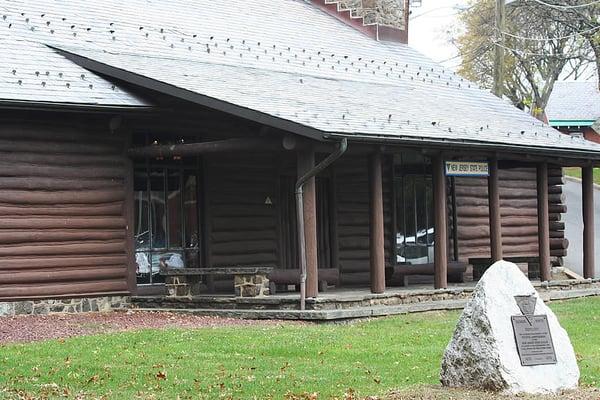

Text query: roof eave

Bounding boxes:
[0,99,154,114]
[51,46,328,142]
[549,119,596,127]
[327,132,600,162]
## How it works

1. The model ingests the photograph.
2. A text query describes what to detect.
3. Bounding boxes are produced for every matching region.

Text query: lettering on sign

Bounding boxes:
[444,161,489,177]
[511,315,557,366]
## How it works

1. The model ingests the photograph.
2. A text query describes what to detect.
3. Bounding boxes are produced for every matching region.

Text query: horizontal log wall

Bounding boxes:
[336,156,392,282]
[454,166,566,261]
[0,118,129,299]
[205,154,280,268]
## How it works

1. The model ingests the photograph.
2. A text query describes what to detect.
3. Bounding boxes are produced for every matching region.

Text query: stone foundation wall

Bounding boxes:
[234,274,270,297]
[0,296,130,317]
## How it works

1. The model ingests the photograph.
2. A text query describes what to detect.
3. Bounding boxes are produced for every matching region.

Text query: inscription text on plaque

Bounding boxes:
[511,314,557,366]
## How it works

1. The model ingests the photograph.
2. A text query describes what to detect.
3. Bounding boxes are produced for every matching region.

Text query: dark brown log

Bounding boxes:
[211,253,278,265]
[211,240,278,255]
[0,162,124,179]
[583,166,595,278]
[0,229,125,245]
[0,152,125,167]
[458,237,538,248]
[456,205,538,217]
[548,185,563,194]
[0,190,124,205]
[0,203,123,217]
[0,267,126,284]
[457,198,537,208]
[128,138,284,158]
[551,248,567,257]
[488,158,502,261]
[0,124,124,144]
[369,151,385,294]
[549,213,561,222]
[0,255,127,270]
[548,176,564,186]
[0,241,125,257]
[458,216,538,227]
[455,186,537,198]
[0,217,125,230]
[537,163,551,281]
[550,238,569,249]
[548,193,566,203]
[211,230,277,242]
[458,226,538,240]
[0,280,128,299]
[550,221,566,231]
[0,178,123,191]
[298,148,319,298]
[433,156,448,289]
[0,139,120,155]
[549,204,567,214]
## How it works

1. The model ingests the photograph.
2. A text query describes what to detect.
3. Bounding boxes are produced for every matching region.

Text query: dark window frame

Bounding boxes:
[132,132,205,285]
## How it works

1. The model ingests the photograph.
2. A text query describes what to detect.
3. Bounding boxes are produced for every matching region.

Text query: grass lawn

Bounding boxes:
[563,167,600,185]
[1,297,599,399]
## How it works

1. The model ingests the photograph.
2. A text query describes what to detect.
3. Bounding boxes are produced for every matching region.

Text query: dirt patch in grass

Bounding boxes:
[385,385,600,400]
[0,310,302,344]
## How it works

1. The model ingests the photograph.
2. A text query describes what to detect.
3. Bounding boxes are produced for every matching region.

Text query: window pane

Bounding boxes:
[135,252,151,283]
[167,169,182,248]
[150,168,166,249]
[133,170,150,251]
[404,176,416,245]
[395,177,405,263]
[184,173,199,248]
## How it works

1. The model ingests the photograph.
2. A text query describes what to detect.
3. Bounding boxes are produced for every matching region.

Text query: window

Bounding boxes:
[134,163,201,284]
[393,153,435,265]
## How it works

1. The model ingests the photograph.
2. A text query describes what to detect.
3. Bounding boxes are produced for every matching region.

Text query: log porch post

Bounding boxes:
[537,162,551,281]
[488,158,503,261]
[433,156,448,289]
[369,151,386,294]
[298,149,319,297]
[582,166,595,279]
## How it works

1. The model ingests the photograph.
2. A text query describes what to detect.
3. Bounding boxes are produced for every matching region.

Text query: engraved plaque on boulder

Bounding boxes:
[511,295,557,366]
[511,315,557,366]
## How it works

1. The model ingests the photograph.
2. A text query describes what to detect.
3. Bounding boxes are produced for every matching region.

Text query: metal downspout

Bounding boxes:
[295,138,348,311]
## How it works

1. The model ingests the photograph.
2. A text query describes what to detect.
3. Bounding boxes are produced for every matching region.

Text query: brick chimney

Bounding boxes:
[310,0,410,43]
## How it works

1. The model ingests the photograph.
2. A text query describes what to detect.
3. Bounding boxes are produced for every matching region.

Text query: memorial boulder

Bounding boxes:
[440,260,579,394]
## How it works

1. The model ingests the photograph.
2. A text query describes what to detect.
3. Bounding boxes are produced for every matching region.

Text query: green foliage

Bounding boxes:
[1,297,600,399]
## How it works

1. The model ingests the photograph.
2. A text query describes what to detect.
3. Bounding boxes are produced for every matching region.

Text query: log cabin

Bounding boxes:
[0,0,598,315]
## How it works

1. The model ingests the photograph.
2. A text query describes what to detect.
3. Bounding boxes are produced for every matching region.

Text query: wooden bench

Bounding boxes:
[267,268,340,294]
[469,256,540,280]
[385,261,468,286]
[160,266,273,298]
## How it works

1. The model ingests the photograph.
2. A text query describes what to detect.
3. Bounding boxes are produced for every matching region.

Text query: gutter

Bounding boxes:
[295,138,348,311]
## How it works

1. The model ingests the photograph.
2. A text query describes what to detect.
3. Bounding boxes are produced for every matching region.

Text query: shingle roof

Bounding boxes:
[546,81,600,124]
[2,0,600,155]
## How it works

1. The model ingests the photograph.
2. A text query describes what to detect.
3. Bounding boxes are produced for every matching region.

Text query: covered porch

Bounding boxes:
[128,118,599,310]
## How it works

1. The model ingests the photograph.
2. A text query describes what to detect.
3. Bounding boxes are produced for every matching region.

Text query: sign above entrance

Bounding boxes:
[445,161,489,177]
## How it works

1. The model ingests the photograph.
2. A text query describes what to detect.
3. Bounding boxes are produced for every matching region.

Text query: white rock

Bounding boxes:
[440,260,580,394]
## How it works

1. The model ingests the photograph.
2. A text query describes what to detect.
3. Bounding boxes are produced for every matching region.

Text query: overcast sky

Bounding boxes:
[408,0,470,69]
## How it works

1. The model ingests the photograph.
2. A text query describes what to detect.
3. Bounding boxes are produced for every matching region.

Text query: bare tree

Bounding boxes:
[522,0,600,88]
[457,0,593,119]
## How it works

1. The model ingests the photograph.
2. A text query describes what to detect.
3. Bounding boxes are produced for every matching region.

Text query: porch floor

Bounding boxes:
[131,279,600,320]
